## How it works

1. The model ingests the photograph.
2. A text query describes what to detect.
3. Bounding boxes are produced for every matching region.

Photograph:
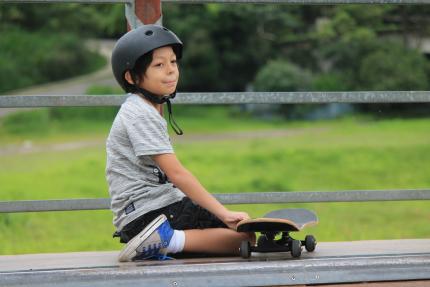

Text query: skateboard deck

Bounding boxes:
[237,208,318,232]
[236,208,318,258]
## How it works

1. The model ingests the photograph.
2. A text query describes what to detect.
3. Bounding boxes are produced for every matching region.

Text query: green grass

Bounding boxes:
[0,114,429,255]
[0,105,281,145]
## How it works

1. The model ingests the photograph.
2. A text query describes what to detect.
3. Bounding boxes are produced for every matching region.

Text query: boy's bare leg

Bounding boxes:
[183,229,255,255]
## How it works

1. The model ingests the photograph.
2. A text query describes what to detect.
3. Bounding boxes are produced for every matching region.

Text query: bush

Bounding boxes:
[253,59,312,92]
[252,59,317,119]
[312,72,349,91]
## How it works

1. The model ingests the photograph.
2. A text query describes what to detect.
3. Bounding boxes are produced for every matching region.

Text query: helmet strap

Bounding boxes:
[165,98,183,136]
[134,85,184,135]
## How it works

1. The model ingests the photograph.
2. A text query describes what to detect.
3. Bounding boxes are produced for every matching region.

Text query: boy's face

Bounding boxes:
[139,46,179,96]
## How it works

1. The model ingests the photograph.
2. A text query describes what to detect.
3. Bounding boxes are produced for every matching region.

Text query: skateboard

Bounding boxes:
[236,208,318,258]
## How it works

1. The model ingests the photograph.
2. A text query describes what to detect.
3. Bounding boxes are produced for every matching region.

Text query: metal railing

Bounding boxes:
[2,91,430,107]
[1,92,430,213]
[3,0,430,4]
[1,190,429,213]
[0,2,429,214]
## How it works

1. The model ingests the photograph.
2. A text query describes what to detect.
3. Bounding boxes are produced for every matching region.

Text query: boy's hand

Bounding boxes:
[220,211,250,230]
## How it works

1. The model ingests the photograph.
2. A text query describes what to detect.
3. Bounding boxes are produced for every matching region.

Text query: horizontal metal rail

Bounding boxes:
[164,0,430,3]
[2,0,430,4]
[1,91,430,107]
[0,189,429,213]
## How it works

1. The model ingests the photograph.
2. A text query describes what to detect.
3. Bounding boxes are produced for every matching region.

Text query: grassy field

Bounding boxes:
[0,108,429,255]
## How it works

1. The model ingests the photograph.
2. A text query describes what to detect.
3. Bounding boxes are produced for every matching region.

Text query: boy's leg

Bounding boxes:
[118,215,254,261]
[183,228,255,255]
[164,197,255,255]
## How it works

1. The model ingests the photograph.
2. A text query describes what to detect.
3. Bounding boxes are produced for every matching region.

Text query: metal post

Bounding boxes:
[125,0,162,30]
[124,0,164,112]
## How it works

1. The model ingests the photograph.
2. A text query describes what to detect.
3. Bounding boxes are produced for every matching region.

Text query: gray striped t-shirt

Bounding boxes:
[105,93,185,231]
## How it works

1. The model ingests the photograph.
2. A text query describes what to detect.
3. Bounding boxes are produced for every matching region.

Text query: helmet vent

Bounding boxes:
[145,30,153,36]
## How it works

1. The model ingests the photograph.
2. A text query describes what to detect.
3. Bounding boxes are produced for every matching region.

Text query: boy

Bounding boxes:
[107,25,255,261]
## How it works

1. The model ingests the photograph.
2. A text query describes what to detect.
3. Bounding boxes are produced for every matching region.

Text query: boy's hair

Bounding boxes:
[124,50,154,93]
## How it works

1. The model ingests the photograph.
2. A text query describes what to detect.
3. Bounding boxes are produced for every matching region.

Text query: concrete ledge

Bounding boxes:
[1,240,429,286]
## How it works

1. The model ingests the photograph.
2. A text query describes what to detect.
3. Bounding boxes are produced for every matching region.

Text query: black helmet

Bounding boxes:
[111,25,183,92]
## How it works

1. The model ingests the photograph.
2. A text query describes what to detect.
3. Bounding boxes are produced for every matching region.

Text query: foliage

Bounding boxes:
[0,4,126,37]
[251,58,317,118]
[314,7,430,93]
[312,73,349,91]
[0,27,105,93]
[253,59,312,92]
[1,4,430,113]
[174,3,430,116]
[359,42,429,91]
[164,5,313,91]
[311,5,430,115]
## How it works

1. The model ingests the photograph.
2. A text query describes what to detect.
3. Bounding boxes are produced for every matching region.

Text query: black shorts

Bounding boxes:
[115,197,227,243]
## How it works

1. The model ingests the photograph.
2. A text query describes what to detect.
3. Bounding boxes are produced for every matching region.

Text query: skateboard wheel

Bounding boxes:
[240,241,251,259]
[304,235,316,252]
[291,240,302,258]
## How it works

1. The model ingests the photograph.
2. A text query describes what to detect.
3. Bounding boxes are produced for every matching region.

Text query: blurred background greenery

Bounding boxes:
[0,3,429,254]
[2,4,430,115]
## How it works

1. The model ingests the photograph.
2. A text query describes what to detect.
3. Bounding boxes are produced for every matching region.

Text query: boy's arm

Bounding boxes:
[152,153,249,229]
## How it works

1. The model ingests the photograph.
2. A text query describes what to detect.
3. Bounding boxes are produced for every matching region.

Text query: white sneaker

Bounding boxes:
[118,214,174,262]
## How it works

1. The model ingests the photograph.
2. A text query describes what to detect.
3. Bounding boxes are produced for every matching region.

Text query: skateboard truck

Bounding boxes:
[240,232,316,259]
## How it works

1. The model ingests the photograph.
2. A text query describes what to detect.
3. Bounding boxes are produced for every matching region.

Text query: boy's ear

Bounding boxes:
[124,71,134,85]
